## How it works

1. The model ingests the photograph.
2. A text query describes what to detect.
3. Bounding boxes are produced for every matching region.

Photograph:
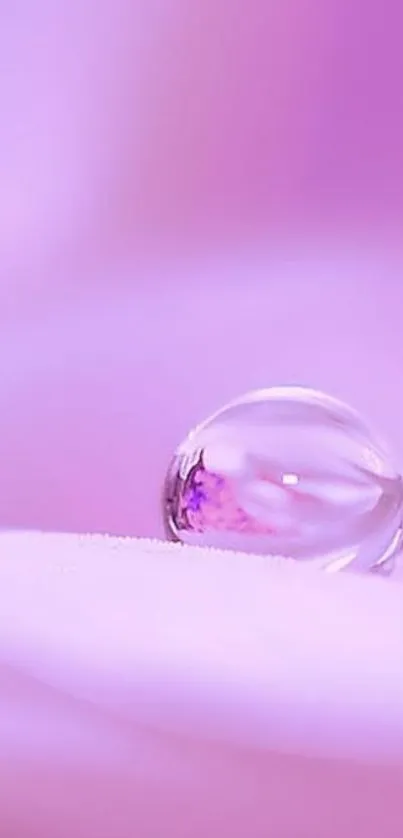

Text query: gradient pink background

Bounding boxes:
[1,0,403,540]
[1,7,403,834]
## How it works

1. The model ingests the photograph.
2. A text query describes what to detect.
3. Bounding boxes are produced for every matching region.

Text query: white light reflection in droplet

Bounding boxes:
[282,473,299,486]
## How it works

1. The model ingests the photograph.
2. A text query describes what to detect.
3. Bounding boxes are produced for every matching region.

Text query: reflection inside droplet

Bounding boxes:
[163,387,403,573]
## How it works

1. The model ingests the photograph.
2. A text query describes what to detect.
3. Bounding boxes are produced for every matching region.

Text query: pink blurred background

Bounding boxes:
[1,0,403,539]
[1,8,403,836]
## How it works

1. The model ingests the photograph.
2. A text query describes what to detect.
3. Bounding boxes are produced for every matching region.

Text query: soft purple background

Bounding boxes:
[1,1,402,539]
[1,6,403,835]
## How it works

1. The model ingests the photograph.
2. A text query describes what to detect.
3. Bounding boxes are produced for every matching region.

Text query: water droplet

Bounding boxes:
[163,387,403,573]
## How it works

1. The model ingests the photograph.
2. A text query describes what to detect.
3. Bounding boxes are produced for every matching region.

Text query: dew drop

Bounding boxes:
[163,387,403,573]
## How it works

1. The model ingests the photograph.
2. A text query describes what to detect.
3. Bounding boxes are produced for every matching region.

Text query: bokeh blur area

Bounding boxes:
[0,1,402,538]
[2,1,403,305]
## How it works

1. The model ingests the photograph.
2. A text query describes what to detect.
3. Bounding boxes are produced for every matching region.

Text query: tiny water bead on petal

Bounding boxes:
[162,387,403,573]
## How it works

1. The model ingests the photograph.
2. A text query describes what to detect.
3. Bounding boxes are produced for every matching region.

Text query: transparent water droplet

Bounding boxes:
[163,387,403,573]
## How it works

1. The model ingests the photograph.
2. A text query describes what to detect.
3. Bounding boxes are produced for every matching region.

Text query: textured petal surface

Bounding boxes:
[0,531,402,836]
